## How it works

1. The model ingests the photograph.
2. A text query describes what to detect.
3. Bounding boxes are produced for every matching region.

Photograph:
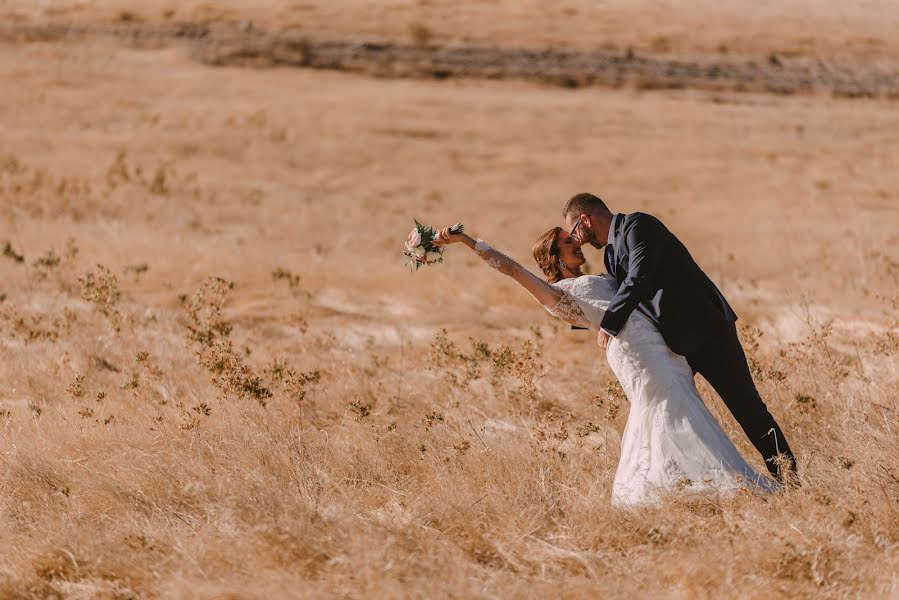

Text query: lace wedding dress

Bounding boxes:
[473,239,778,506]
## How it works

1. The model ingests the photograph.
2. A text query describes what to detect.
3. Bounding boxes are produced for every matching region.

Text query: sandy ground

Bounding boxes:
[0,3,897,598]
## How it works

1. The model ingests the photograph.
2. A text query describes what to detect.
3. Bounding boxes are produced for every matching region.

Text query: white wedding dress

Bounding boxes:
[473,240,778,507]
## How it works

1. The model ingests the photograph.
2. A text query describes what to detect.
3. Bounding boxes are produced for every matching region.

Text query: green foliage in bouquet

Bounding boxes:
[404,221,464,271]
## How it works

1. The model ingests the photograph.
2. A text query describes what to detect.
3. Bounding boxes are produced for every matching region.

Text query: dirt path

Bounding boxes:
[2,21,896,98]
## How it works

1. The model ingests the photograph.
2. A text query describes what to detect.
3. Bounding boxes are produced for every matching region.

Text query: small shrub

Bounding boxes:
[349,399,371,420]
[408,21,434,47]
[67,374,85,399]
[2,241,23,263]
[836,455,854,469]
[80,264,122,331]
[795,393,817,413]
[576,421,601,437]
[119,372,139,390]
[424,411,445,430]
[185,277,273,405]
[272,268,301,289]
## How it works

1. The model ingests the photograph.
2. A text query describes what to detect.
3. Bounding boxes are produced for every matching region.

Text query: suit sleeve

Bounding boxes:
[599,215,665,336]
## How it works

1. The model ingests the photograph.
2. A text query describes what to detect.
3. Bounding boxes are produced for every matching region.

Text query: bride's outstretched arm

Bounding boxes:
[432,229,591,328]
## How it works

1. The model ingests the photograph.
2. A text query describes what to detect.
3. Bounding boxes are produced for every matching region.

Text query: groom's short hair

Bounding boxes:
[563,193,610,218]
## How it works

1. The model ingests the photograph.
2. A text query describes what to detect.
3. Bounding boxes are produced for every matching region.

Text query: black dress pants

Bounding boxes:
[687,322,797,482]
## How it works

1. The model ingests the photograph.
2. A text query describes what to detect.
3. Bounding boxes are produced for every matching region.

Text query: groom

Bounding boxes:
[563,193,797,483]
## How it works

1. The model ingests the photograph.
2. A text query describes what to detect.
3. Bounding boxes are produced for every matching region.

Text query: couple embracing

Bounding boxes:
[432,193,797,507]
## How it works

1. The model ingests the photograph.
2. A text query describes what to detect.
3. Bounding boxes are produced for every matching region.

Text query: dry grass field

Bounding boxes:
[0,2,898,598]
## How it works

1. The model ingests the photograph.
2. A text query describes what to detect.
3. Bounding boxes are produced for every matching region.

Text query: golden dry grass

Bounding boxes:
[0,4,898,598]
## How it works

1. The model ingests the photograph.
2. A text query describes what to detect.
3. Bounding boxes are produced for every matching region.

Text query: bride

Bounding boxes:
[432,225,779,506]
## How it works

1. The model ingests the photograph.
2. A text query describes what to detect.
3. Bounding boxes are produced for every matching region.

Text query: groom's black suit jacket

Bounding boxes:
[600,212,737,358]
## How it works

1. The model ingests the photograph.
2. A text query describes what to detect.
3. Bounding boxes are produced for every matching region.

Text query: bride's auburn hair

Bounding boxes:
[532,227,565,283]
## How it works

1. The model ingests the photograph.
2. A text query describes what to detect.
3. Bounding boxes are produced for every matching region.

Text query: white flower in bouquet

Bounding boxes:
[403,220,464,271]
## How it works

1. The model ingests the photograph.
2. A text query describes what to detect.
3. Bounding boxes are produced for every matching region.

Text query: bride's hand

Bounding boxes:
[431,227,465,247]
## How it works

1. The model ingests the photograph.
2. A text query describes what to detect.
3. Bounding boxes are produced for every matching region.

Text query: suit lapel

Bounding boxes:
[605,213,624,278]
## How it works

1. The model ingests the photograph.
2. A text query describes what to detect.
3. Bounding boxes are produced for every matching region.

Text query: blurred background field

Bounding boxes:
[0,2,897,598]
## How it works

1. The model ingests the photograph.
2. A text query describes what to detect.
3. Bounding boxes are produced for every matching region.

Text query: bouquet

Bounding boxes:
[404,220,464,271]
